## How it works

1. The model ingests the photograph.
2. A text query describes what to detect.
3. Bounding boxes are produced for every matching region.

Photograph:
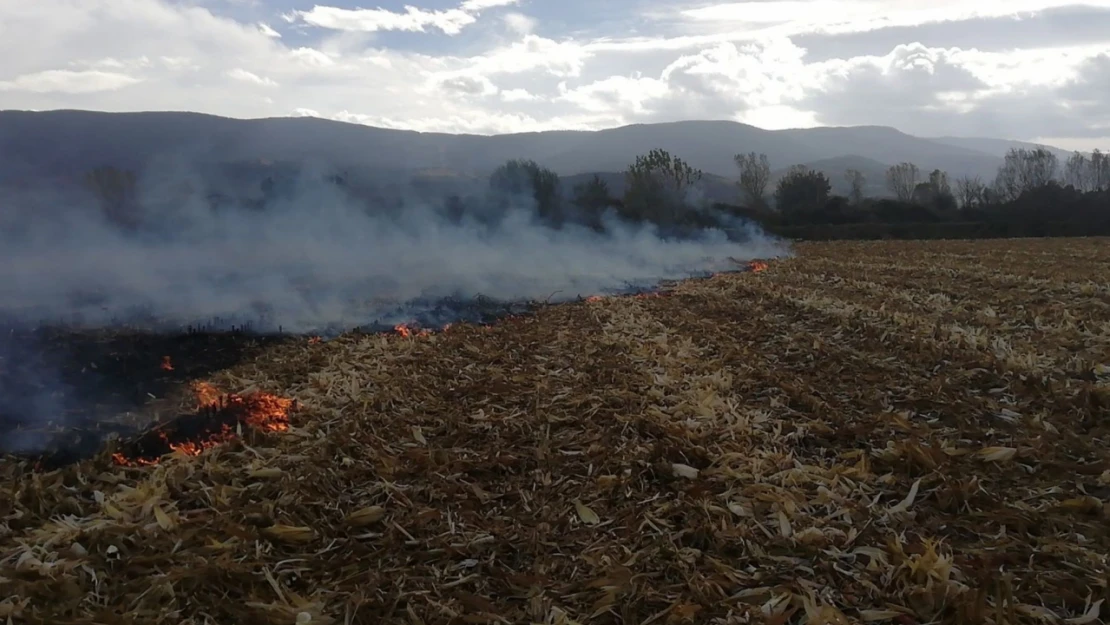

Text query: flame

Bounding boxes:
[160,356,174,371]
[586,295,604,302]
[307,336,322,344]
[111,382,293,467]
[394,323,432,338]
[749,260,769,273]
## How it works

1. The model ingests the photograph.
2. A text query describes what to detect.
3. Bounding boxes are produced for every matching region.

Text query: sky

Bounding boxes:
[0,0,1108,150]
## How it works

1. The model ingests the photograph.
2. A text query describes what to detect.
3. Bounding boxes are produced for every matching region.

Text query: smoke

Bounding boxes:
[0,161,789,456]
[0,165,789,334]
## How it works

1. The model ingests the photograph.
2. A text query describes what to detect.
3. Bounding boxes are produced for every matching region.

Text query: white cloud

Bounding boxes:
[680,0,1110,36]
[461,0,520,10]
[0,69,139,93]
[465,35,592,77]
[258,23,281,38]
[500,88,539,102]
[294,0,519,36]
[502,12,537,35]
[0,0,1108,150]
[226,68,278,87]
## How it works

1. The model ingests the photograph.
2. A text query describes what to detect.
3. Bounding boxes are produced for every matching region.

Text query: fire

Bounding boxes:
[394,323,432,338]
[160,356,174,371]
[749,260,769,273]
[307,336,322,344]
[111,381,294,466]
[586,295,604,302]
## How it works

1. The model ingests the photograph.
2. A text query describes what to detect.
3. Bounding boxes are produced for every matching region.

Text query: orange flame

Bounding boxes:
[394,323,432,338]
[160,356,174,371]
[586,295,604,302]
[749,260,769,273]
[111,382,293,466]
[307,336,322,344]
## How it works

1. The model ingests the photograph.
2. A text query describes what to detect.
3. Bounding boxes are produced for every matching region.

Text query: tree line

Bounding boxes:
[77,144,1109,239]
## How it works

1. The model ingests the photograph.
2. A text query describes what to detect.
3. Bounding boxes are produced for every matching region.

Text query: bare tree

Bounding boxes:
[734,152,771,208]
[844,168,866,205]
[954,175,986,209]
[1064,152,1092,191]
[885,162,919,202]
[1092,149,1110,191]
[993,147,1058,201]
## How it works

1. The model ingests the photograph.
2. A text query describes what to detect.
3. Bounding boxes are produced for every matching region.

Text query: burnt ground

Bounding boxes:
[0,269,756,471]
[0,326,294,468]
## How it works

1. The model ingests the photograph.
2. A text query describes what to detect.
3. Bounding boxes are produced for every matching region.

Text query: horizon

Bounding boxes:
[0,108,1083,153]
[1,1,1107,153]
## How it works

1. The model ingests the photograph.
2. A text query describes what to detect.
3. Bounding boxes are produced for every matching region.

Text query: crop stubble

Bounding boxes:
[1,238,1109,624]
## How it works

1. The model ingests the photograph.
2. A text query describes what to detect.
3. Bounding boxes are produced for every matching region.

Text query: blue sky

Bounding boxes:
[1,0,1109,149]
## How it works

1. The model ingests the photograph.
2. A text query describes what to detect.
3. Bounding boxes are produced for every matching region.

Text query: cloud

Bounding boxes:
[796,45,1110,138]
[554,38,811,123]
[502,12,537,35]
[677,0,1110,37]
[258,22,281,38]
[500,88,539,102]
[437,73,499,96]
[226,68,278,87]
[792,6,1110,61]
[294,0,519,35]
[1,0,1108,149]
[0,69,140,94]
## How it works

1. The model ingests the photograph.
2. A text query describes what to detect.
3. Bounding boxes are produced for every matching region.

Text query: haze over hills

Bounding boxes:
[0,109,1074,203]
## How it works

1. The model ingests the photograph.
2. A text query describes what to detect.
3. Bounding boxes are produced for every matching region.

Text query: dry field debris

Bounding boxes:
[3,238,1110,625]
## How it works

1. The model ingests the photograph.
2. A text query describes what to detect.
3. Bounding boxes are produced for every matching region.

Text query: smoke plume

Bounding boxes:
[0,161,789,456]
[0,165,788,333]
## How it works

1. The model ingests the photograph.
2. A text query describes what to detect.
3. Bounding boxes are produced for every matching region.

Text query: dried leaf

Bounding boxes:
[671,463,699,479]
[346,506,386,526]
[261,525,315,544]
[977,446,1017,462]
[887,478,922,514]
[153,504,177,531]
[573,499,600,525]
[1065,599,1103,625]
[249,467,284,479]
[412,426,426,445]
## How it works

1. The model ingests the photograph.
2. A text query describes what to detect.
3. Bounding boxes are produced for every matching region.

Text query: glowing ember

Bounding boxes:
[111,382,294,466]
[749,260,769,273]
[160,356,174,371]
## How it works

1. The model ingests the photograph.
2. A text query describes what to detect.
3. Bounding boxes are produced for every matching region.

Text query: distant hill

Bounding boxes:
[926,136,1075,162]
[0,110,1070,192]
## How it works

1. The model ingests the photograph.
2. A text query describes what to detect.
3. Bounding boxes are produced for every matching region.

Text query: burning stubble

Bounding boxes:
[110,381,294,467]
[0,166,789,456]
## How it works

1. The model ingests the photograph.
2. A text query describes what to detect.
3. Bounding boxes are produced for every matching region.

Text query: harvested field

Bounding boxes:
[3,237,1110,625]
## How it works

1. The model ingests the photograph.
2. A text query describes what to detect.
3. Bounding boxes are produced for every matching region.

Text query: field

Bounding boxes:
[2,238,1109,625]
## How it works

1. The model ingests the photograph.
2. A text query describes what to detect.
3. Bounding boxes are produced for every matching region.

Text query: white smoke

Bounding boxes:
[0,164,790,333]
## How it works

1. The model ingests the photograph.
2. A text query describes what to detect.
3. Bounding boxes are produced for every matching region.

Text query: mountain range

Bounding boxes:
[0,109,1077,202]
